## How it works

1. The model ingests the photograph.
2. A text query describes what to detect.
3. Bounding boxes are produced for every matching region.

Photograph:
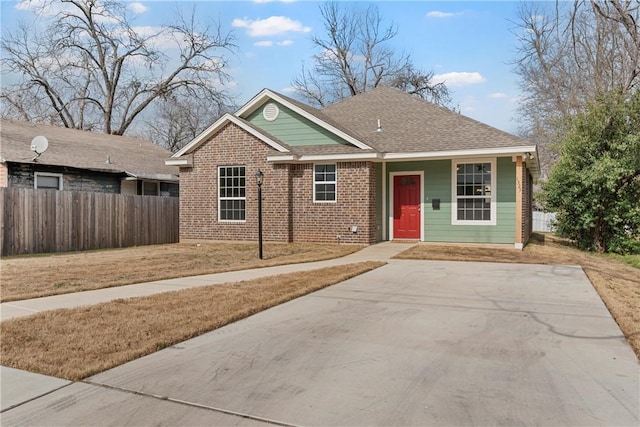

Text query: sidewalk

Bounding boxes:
[1,242,414,322]
[0,242,415,413]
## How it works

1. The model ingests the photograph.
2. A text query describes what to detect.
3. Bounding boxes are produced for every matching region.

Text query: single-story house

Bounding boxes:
[1,118,179,196]
[167,86,539,248]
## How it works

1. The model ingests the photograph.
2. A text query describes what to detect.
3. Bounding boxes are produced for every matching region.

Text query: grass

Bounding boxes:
[0,242,362,302]
[3,233,637,381]
[608,253,640,269]
[394,233,640,359]
[0,262,384,381]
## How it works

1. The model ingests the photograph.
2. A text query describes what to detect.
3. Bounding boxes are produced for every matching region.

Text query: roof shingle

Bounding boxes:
[0,119,178,180]
[322,86,529,153]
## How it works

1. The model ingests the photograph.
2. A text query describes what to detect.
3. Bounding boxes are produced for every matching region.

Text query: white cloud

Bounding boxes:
[16,0,117,23]
[460,96,478,113]
[232,16,310,37]
[433,72,486,87]
[128,2,148,14]
[488,92,508,99]
[426,11,461,18]
[253,39,293,47]
[281,86,297,93]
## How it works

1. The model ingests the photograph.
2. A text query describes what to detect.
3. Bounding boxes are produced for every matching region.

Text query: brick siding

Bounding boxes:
[178,122,378,244]
[0,163,7,187]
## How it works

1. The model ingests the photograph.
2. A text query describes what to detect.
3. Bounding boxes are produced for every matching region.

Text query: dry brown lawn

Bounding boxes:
[0,261,384,381]
[0,242,362,302]
[394,234,640,359]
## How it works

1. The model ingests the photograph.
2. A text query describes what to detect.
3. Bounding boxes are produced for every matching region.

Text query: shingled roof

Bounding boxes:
[1,119,178,181]
[322,86,529,153]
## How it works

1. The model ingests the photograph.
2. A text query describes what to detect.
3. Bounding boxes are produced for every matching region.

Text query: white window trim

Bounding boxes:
[388,171,425,241]
[313,163,337,203]
[217,165,247,223]
[34,172,63,190]
[451,158,497,226]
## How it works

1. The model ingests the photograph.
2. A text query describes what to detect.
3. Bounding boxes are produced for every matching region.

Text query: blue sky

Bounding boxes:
[1,1,525,134]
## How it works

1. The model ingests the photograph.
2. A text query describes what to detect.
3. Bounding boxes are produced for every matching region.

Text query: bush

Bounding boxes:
[540,91,640,254]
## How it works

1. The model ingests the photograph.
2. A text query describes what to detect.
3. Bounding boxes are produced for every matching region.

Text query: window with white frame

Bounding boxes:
[34,172,63,190]
[218,166,246,221]
[452,160,496,225]
[314,164,336,202]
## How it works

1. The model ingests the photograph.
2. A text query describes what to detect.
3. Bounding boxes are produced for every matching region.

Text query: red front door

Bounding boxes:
[393,175,421,239]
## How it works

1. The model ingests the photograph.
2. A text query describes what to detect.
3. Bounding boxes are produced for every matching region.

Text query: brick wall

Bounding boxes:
[178,122,378,244]
[290,161,377,244]
[0,163,7,187]
[179,122,290,242]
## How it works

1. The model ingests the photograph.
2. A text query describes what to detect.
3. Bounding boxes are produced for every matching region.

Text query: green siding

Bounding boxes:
[246,102,350,146]
[386,157,516,244]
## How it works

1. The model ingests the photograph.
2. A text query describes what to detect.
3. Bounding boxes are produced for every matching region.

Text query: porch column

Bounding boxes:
[515,155,524,250]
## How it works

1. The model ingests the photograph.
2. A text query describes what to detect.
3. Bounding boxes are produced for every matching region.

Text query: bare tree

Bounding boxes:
[1,0,236,138]
[512,0,640,175]
[146,93,235,153]
[292,2,449,107]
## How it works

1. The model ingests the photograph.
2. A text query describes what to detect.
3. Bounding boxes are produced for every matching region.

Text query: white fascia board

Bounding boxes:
[383,146,538,161]
[172,113,290,158]
[266,154,298,162]
[236,89,373,151]
[165,156,192,167]
[267,152,381,163]
[298,152,381,161]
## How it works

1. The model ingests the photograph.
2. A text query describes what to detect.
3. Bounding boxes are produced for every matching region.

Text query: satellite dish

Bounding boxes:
[31,136,49,154]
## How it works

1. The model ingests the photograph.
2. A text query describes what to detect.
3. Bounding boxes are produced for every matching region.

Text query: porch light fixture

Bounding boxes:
[255,169,264,259]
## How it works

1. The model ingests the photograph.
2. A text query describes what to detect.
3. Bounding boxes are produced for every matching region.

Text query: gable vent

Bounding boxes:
[262,103,280,122]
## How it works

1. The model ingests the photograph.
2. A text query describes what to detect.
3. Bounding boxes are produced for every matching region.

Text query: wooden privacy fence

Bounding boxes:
[0,188,179,256]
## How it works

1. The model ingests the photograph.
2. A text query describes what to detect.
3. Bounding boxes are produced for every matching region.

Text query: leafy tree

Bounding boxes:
[541,91,640,253]
[1,0,235,140]
[292,2,449,107]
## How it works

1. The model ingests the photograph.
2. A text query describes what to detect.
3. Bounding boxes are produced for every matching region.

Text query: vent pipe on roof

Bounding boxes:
[106,155,112,164]
[375,118,382,132]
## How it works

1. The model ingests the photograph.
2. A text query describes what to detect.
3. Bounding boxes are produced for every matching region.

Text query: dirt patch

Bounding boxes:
[394,234,640,359]
[0,242,362,302]
[0,262,384,381]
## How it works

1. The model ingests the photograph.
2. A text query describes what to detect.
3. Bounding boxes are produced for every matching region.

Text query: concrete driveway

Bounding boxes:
[3,260,638,426]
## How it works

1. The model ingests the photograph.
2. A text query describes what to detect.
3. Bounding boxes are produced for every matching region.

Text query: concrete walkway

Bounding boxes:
[0,242,414,414]
[1,241,414,322]
[3,259,638,425]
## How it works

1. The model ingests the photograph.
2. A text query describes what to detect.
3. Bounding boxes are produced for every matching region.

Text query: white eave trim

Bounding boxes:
[236,89,373,151]
[383,146,538,161]
[165,156,193,167]
[267,152,381,163]
[172,113,290,158]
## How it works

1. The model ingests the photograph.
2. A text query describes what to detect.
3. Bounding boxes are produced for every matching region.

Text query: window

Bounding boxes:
[452,160,496,225]
[218,166,246,221]
[34,172,63,190]
[142,181,159,196]
[314,164,336,202]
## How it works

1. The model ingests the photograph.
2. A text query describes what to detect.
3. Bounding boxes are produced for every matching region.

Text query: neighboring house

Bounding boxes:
[0,119,178,196]
[168,86,539,248]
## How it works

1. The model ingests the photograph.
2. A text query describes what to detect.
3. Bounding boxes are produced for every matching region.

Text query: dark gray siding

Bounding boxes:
[8,163,122,193]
